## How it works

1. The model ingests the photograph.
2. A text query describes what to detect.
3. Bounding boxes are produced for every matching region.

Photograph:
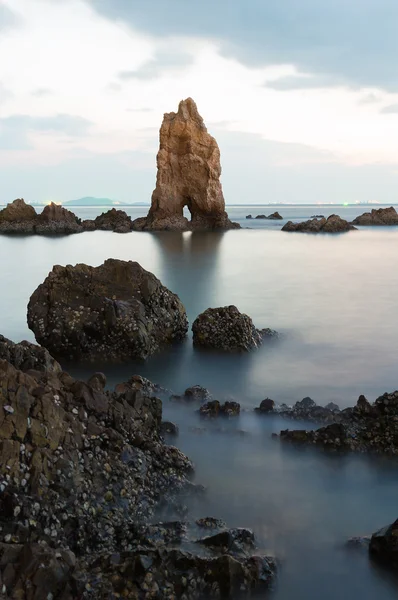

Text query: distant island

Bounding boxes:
[63,197,149,207]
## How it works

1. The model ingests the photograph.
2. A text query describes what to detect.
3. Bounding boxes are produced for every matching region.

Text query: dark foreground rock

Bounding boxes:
[351,206,398,226]
[0,341,277,598]
[192,305,277,352]
[278,390,398,455]
[369,519,398,568]
[282,214,356,233]
[27,259,188,362]
[0,334,62,373]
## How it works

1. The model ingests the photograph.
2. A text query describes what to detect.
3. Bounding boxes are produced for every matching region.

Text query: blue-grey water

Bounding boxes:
[1,204,398,599]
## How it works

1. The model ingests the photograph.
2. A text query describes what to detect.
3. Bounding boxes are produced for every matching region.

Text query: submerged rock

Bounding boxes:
[255,398,275,414]
[35,202,83,234]
[279,390,398,455]
[351,206,398,226]
[200,400,241,418]
[0,198,37,233]
[369,519,398,568]
[282,214,356,233]
[132,98,239,231]
[192,305,277,352]
[27,258,188,362]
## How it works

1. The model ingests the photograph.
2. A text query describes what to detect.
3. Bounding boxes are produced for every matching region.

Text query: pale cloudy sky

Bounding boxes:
[1,0,398,204]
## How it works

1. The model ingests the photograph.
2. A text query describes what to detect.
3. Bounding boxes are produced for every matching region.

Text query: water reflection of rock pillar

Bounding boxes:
[152,231,224,322]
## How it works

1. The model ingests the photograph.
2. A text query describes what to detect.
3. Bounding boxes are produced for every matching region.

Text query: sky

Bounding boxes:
[1,0,398,204]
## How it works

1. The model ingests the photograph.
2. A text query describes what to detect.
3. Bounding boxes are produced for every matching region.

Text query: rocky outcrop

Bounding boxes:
[255,398,275,414]
[132,98,239,231]
[199,400,241,418]
[36,202,83,234]
[0,340,277,598]
[351,206,398,226]
[282,214,356,233]
[0,201,135,235]
[192,305,277,352]
[0,198,37,233]
[247,212,283,220]
[84,208,133,233]
[369,519,398,568]
[278,390,398,454]
[0,334,61,373]
[27,259,188,362]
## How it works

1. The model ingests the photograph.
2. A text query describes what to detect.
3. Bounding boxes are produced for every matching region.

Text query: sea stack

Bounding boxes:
[133,98,239,231]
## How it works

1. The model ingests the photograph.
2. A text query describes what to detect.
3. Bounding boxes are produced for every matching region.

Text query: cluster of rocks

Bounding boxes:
[246,212,282,220]
[351,206,398,226]
[192,305,277,352]
[0,336,277,598]
[199,400,241,419]
[0,199,134,235]
[26,260,277,361]
[132,98,239,232]
[280,207,398,233]
[282,214,356,233]
[277,391,398,454]
[27,259,188,363]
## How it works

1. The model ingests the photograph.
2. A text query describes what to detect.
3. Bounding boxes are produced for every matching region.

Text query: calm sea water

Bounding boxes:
[1,204,398,599]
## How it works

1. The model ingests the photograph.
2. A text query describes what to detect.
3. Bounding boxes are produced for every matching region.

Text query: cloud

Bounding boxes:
[265,74,342,91]
[118,47,193,81]
[0,114,93,150]
[0,83,13,105]
[0,4,20,31]
[31,88,52,97]
[126,107,153,113]
[380,104,398,114]
[105,82,122,92]
[87,0,398,90]
[358,93,381,105]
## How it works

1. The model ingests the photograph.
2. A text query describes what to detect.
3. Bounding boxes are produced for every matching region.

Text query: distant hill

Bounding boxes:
[63,197,149,207]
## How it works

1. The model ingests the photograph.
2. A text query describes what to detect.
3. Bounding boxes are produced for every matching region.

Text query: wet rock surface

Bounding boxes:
[351,206,398,226]
[0,341,277,598]
[278,391,398,454]
[199,400,241,419]
[192,305,277,352]
[171,385,213,404]
[0,335,62,373]
[132,98,239,232]
[282,214,356,233]
[27,259,188,362]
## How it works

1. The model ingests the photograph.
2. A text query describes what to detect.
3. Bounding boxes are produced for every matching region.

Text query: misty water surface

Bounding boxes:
[1,205,398,599]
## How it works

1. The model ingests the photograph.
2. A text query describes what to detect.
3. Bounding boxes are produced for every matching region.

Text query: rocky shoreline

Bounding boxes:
[0,336,277,599]
[0,200,135,235]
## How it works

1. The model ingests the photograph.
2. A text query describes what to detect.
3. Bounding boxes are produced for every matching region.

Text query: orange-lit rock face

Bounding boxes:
[135,98,238,231]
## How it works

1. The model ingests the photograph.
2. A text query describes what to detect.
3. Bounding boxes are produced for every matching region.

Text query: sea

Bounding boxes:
[1,203,398,599]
